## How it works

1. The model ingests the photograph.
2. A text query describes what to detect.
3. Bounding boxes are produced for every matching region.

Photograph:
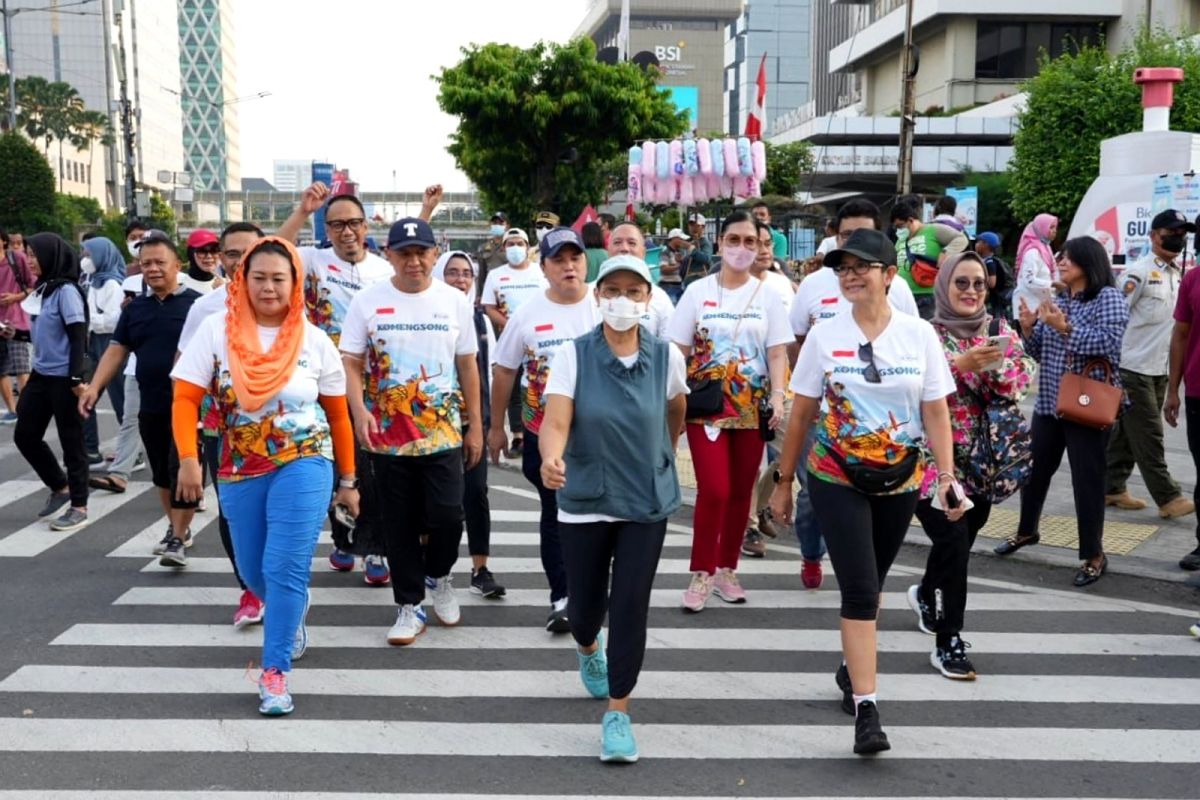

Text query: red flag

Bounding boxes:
[571,205,600,235]
[744,53,768,139]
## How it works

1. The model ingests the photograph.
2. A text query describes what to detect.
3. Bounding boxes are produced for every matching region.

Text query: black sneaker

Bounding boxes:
[37,491,70,519]
[470,566,506,598]
[546,600,570,633]
[835,663,853,716]
[152,526,175,556]
[853,700,891,755]
[906,584,936,635]
[86,451,104,466]
[931,635,976,680]
[1179,546,1200,571]
[159,537,188,568]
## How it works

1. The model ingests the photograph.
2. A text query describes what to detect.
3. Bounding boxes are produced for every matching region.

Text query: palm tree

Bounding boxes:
[45,82,84,190]
[70,110,115,197]
[15,76,53,156]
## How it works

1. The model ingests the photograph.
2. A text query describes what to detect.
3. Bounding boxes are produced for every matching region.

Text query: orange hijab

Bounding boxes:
[224,236,307,413]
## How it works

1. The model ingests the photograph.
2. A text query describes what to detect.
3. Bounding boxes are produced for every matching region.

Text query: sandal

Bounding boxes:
[1073,554,1108,587]
[993,533,1039,556]
[88,475,127,494]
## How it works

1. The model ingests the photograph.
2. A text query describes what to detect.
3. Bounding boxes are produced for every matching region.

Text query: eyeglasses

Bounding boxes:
[832,260,882,276]
[598,285,649,302]
[858,341,882,384]
[195,247,220,257]
[534,223,554,231]
[326,218,365,233]
[442,269,473,280]
[953,277,988,292]
[223,249,244,261]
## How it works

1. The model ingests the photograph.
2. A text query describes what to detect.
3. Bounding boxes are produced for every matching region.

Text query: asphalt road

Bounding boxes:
[0,418,1198,799]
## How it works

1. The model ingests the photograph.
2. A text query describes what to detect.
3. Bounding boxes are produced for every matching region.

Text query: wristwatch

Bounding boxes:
[338,477,359,490]
[772,468,793,484]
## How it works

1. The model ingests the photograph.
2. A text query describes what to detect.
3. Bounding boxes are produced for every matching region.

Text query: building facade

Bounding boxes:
[178,0,240,198]
[272,160,313,193]
[575,0,744,134]
[723,1,813,136]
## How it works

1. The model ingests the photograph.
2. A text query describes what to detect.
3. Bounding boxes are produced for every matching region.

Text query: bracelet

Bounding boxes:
[937,471,955,483]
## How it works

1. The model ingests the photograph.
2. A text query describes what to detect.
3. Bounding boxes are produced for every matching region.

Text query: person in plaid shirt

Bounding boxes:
[995,237,1128,587]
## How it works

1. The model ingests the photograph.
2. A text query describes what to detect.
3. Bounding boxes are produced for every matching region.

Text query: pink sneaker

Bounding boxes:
[800,558,824,590]
[233,590,264,629]
[681,572,713,612]
[712,568,747,604]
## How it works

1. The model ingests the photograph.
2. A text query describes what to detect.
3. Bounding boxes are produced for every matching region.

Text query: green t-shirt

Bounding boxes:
[895,226,944,296]
[585,248,609,283]
[771,228,788,260]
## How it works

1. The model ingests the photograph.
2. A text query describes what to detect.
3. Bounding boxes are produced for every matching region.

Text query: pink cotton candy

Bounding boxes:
[627,166,641,204]
[723,139,738,181]
[642,141,656,179]
[752,140,767,181]
[680,175,695,204]
[697,138,713,176]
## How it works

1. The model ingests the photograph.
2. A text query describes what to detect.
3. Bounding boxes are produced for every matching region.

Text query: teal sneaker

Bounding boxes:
[600,710,638,763]
[577,631,609,699]
[258,668,294,716]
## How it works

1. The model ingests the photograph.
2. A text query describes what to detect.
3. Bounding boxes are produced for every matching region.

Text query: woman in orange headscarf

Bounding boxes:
[171,237,358,716]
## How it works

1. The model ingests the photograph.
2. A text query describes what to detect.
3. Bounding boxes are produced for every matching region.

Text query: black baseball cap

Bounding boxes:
[538,226,584,260]
[1150,209,1196,232]
[387,217,437,251]
[136,229,174,251]
[823,228,897,268]
[490,211,508,224]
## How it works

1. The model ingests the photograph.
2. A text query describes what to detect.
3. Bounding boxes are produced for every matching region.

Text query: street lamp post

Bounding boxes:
[2,0,16,132]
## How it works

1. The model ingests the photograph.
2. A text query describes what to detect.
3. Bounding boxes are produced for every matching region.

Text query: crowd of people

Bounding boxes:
[2,184,1200,761]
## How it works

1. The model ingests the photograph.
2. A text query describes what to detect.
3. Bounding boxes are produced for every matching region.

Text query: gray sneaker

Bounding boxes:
[152,525,174,556]
[49,508,89,532]
[37,492,70,519]
[159,537,188,568]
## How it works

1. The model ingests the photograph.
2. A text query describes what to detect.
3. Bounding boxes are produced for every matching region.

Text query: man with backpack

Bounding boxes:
[0,228,34,424]
[975,232,1013,321]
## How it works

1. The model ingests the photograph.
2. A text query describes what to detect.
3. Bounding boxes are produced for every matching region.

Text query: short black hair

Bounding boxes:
[220,221,264,246]
[751,200,770,211]
[933,195,957,216]
[597,212,616,229]
[581,222,605,249]
[325,194,365,217]
[720,209,757,235]
[754,219,772,239]
[1062,237,1115,302]
[836,199,880,233]
[0,228,7,246]
[124,219,148,237]
[80,231,99,242]
[891,200,920,223]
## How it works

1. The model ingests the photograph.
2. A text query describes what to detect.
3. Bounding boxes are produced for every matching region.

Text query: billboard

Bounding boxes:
[664,86,699,132]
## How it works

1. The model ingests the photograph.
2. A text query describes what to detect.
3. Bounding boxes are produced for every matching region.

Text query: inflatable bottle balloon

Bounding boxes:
[697,138,712,175]
[683,139,699,176]
[642,141,656,178]
[669,139,684,177]
[737,137,753,177]
[710,139,726,177]
[751,140,767,181]
[656,141,670,180]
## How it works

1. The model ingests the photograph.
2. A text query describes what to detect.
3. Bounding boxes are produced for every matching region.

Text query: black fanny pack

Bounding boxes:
[828,447,920,494]
[685,376,724,418]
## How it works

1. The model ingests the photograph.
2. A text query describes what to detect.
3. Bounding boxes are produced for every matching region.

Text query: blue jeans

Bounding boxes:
[661,283,683,306]
[219,456,332,672]
[792,429,825,561]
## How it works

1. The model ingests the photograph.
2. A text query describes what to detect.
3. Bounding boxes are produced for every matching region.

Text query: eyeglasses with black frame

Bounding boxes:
[832,259,883,276]
[858,341,882,384]
[326,218,365,233]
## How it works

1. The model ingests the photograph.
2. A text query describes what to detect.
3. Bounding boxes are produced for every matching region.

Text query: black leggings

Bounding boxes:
[463,452,490,557]
[14,372,89,508]
[202,434,245,591]
[561,518,667,699]
[521,430,567,603]
[808,476,919,621]
[914,496,992,639]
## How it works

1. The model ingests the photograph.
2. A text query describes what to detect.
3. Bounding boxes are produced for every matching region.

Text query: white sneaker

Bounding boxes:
[426,575,461,626]
[387,604,427,646]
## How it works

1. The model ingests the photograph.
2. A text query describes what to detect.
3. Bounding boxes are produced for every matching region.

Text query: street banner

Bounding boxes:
[946,186,979,238]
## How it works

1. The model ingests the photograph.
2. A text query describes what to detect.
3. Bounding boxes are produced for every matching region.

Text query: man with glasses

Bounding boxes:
[278,183,439,580]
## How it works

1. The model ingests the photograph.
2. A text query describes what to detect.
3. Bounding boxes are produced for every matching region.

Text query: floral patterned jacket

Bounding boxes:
[920,317,1037,498]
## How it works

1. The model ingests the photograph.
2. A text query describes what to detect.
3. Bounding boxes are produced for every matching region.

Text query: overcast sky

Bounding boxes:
[234,1,589,192]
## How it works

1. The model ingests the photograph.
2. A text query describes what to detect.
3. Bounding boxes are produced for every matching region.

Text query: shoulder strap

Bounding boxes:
[731,277,764,342]
[7,251,28,292]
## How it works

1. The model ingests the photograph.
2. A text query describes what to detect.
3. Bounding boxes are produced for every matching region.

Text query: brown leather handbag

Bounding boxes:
[1056,358,1122,430]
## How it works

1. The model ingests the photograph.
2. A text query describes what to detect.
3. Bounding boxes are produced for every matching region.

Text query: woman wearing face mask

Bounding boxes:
[908,253,1035,679]
[80,237,128,463]
[481,228,547,457]
[539,254,688,762]
[666,210,791,611]
[1011,213,1059,320]
[434,251,506,598]
[178,230,224,295]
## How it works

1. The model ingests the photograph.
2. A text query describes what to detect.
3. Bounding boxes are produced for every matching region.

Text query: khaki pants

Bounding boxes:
[1105,369,1182,506]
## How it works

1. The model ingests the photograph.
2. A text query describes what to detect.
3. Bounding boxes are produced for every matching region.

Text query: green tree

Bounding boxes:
[1010,28,1200,224]
[0,131,57,234]
[15,75,54,157]
[761,140,814,199]
[53,193,104,240]
[436,38,688,227]
[70,110,115,197]
[147,192,178,239]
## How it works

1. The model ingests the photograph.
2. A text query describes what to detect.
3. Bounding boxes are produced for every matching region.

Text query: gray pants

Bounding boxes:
[1105,368,1182,506]
[106,375,144,480]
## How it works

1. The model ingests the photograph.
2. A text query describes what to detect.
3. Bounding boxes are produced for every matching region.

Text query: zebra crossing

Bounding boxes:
[0,465,1196,798]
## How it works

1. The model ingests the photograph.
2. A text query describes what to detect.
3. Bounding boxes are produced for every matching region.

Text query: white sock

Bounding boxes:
[552,596,568,612]
[853,692,877,714]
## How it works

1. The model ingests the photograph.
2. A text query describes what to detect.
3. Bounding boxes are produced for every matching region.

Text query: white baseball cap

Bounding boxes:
[687,213,706,225]
[666,228,691,241]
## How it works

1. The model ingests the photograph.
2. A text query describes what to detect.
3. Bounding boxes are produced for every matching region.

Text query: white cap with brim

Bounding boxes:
[666,228,690,241]
[595,254,653,286]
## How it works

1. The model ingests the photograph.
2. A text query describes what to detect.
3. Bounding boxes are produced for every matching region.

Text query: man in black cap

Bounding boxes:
[1106,209,1196,520]
[476,211,509,293]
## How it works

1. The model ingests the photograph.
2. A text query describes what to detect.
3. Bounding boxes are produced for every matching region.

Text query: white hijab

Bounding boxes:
[433,250,477,283]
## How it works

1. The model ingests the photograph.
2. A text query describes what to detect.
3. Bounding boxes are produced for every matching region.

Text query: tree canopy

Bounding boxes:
[436,37,688,228]
[0,131,57,234]
[1009,29,1200,224]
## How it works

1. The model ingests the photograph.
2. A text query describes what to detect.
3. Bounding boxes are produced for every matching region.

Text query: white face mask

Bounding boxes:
[535,226,551,243]
[80,256,95,275]
[505,245,527,266]
[723,245,756,272]
[600,295,646,332]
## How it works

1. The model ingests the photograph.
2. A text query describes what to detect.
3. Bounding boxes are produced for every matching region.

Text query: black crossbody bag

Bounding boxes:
[686,279,763,419]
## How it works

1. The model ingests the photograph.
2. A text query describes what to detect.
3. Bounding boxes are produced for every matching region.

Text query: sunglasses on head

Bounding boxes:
[858,341,882,384]
[953,277,987,292]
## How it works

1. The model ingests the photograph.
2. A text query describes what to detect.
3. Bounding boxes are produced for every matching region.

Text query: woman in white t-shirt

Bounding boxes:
[538,255,688,762]
[665,210,791,612]
[767,227,962,757]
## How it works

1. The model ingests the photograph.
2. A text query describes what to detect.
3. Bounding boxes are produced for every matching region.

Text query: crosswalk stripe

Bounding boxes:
[0,480,53,510]
[109,585,1142,613]
[0,796,1154,800]
[0,718,1195,761]
[4,665,1198,704]
[489,485,691,533]
[0,482,156,557]
[103,486,220,557]
[49,623,1199,655]
[139,556,812,574]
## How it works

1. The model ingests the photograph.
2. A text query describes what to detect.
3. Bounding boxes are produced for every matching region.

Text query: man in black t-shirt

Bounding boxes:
[975,232,1012,319]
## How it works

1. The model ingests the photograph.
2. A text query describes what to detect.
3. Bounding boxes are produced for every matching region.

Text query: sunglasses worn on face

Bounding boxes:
[858,341,882,384]
[326,218,365,233]
[833,260,882,276]
[196,247,220,256]
[953,277,987,292]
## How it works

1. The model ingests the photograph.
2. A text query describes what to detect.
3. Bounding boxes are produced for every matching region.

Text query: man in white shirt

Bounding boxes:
[1105,209,1195,519]
[606,221,674,337]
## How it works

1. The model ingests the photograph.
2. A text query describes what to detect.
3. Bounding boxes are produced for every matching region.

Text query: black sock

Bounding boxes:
[936,631,953,649]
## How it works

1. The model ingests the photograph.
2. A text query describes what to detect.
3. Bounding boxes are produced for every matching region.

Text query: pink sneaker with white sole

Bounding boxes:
[233,590,264,629]
[713,568,747,603]
[681,571,714,612]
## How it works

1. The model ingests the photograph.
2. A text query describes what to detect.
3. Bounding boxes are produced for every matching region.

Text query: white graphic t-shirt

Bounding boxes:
[493,292,602,435]
[790,310,954,494]
[171,316,345,481]
[300,246,393,346]
[791,266,919,337]
[481,264,547,320]
[760,270,796,312]
[340,279,477,457]
[666,275,792,429]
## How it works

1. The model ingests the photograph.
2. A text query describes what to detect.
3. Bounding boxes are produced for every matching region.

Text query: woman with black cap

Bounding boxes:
[13,233,92,532]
